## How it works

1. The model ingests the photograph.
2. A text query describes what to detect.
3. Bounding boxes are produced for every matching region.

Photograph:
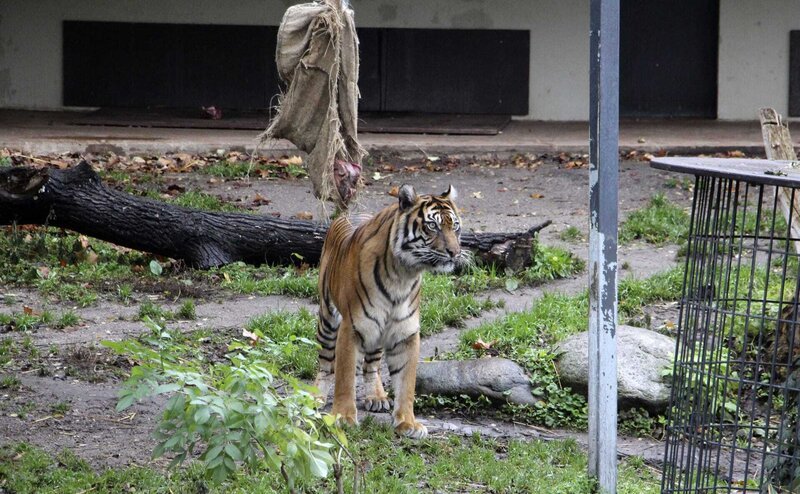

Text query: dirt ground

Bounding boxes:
[0,156,690,472]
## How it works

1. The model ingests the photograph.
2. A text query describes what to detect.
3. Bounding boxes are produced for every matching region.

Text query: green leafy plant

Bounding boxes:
[103,318,345,490]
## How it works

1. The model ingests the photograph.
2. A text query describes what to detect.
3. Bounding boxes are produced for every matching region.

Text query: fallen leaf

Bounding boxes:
[728,150,746,158]
[252,193,271,206]
[286,156,303,166]
[530,193,544,199]
[294,211,313,220]
[471,338,497,351]
[23,306,34,315]
[372,172,384,181]
[242,329,260,345]
[637,137,646,144]
[497,187,508,192]
[471,191,484,199]
[388,186,400,197]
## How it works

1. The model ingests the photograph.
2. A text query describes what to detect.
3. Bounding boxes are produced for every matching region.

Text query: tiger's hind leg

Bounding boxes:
[314,305,340,405]
[362,350,392,413]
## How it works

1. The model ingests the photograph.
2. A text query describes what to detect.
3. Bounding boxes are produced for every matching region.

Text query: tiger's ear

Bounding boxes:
[398,184,417,211]
[441,185,458,201]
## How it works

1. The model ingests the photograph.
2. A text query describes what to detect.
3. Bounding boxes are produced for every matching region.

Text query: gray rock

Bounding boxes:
[555,325,675,412]
[415,358,539,406]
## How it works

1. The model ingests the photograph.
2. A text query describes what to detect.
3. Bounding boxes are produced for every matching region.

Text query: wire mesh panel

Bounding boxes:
[657,163,800,493]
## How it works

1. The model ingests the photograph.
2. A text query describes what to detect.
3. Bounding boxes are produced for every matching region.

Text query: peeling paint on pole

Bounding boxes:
[588,0,619,493]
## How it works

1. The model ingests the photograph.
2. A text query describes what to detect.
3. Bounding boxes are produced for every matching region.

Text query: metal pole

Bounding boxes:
[588,0,619,492]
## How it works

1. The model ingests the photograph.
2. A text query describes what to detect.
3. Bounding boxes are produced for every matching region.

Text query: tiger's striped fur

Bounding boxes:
[315,184,463,438]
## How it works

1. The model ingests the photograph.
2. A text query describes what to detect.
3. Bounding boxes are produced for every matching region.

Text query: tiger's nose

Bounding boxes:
[446,246,460,258]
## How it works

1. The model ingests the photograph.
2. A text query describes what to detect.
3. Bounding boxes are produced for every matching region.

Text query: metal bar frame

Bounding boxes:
[588,0,620,492]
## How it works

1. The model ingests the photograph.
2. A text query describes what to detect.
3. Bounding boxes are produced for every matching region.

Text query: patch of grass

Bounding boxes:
[176,299,197,320]
[0,156,12,167]
[0,338,19,367]
[560,225,585,242]
[618,266,684,320]
[420,273,499,336]
[201,158,308,180]
[116,283,134,304]
[245,309,318,379]
[454,243,585,294]
[0,423,662,493]
[50,401,71,416]
[523,244,585,283]
[663,177,694,191]
[0,310,80,332]
[620,193,690,245]
[0,226,155,305]
[0,312,42,332]
[138,300,197,322]
[168,190,244,213]
[55,311,80,329]
[137,301,170,321]
[210,262,319,299]
[0,375,22,390]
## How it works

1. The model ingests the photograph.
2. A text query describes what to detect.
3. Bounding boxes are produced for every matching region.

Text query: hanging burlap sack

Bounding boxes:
[262,0,364,209]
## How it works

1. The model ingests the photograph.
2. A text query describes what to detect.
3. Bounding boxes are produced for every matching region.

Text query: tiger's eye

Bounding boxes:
[425,221,438,231]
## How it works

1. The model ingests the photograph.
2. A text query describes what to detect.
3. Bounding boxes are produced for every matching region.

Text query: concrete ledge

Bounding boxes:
[0,110,790,158]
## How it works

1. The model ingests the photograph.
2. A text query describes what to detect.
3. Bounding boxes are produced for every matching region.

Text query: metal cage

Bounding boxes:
[654,158,800,493]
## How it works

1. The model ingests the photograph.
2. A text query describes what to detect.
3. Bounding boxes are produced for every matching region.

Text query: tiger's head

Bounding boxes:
[394,184,465,273]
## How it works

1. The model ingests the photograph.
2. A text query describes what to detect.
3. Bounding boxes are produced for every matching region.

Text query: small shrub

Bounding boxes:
[103,318,345,489]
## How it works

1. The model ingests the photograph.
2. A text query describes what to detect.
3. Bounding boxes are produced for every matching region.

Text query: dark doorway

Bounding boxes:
[63,21,279,109]
[620,0,719,118]
[357,28,529,115]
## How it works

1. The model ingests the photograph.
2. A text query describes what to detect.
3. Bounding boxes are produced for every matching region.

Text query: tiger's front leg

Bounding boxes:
[385,330,427,439]
[362,349,392,413]
[331,318,358,425]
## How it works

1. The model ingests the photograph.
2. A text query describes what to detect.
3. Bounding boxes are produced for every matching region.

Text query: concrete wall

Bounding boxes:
[0,0,590,120]
[718,0,800,120]
[6,1,797,120]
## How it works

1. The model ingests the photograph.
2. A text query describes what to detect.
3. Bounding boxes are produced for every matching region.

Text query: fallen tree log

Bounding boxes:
[0,162,551,269]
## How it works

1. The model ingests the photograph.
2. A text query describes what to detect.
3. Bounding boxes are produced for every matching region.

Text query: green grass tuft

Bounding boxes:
[244,309,318,379]
[619,193,690,245]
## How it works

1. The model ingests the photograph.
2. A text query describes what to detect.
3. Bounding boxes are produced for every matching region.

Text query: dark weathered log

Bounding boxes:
[0,162,550,269]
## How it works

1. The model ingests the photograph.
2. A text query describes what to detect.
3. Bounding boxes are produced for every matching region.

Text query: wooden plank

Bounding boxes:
[759,107,800,253]
[760,108,798,161]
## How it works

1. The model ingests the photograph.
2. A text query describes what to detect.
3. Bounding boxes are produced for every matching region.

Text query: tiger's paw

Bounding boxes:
[394,420,428,439]
[363,396,393,413]
[332,405,358,426]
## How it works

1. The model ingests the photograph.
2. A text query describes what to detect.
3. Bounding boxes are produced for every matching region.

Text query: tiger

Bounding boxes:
[314,184,464,439]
